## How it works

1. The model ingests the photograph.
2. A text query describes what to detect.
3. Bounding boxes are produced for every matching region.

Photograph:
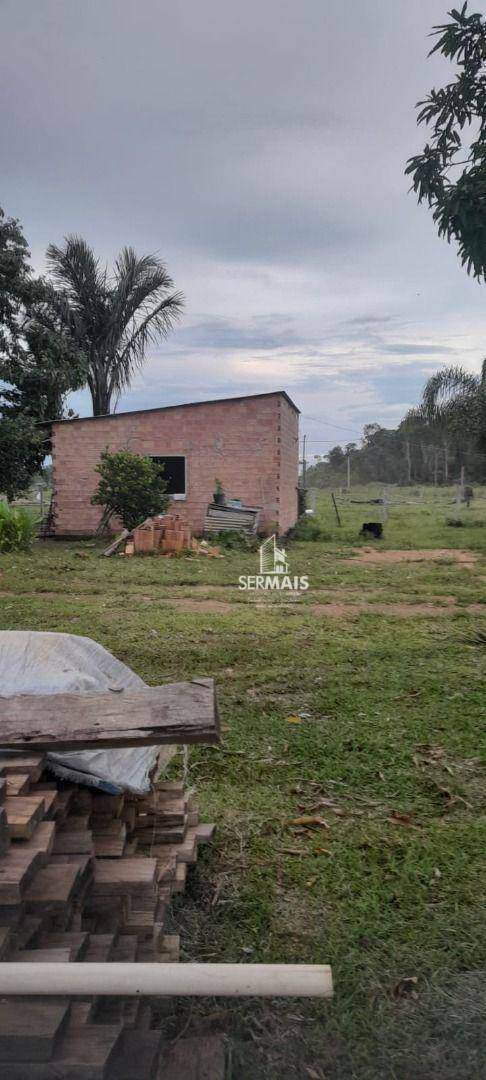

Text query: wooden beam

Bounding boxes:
[0,678,220,751]
[0,962,334,998]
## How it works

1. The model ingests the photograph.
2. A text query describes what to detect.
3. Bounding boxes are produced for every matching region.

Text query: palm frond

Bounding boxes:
[421,365,479,418]
[46,238,184,414]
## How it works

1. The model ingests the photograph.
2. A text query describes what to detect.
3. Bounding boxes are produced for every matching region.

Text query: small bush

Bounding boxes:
[208,529,259,551]
[91,448,169,531]
[0,502,37,552]
[290,516,331,542]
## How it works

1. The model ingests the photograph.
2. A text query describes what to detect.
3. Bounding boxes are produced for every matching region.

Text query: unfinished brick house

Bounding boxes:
[50,390,299,538]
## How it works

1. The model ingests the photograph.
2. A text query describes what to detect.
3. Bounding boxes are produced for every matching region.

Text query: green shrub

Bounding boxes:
[208,529,259,551]
[290,516,331,542]
[91,448,169,531]
[0,502,37,552]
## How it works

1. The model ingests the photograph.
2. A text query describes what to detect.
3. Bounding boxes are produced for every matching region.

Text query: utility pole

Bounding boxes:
[346,453,351,491]
[302,435,307,489]
[433,449,438,487]
[444,444,449,484]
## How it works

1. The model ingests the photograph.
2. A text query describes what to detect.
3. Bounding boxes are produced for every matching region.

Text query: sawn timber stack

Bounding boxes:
[0,752,218,1078]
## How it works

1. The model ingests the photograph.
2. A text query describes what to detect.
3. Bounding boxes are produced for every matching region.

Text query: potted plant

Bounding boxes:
[213,478,226,506]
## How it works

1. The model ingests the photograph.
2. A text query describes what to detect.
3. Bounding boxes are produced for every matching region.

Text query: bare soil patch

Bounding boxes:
[348,547,478,568]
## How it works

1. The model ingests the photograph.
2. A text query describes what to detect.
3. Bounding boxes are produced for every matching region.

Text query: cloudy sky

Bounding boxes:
[2,0,485,454]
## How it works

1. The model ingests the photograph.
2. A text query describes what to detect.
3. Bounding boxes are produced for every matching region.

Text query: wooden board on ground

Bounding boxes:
[0,679,220,751]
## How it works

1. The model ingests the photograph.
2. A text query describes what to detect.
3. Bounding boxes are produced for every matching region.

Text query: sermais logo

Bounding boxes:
[238,535,309,592]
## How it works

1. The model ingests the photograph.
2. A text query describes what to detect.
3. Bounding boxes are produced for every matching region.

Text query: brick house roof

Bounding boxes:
[49,390,300,425]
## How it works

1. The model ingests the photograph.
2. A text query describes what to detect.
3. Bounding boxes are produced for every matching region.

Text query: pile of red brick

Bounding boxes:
[131,515,192,555]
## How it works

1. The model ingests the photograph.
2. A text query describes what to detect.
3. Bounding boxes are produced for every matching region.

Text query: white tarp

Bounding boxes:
[0,630,160,794]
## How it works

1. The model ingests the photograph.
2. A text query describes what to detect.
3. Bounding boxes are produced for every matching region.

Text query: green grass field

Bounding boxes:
[1,485,486,1078]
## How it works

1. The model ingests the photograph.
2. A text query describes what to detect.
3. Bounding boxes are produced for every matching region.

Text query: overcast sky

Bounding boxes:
[2,0,485,453]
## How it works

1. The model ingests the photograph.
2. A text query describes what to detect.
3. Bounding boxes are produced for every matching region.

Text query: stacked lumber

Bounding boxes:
[0,753,216,1079]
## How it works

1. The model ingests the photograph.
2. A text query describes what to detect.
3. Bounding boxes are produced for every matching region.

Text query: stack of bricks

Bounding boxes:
[0,753,216,1079]
[132,515,192,555]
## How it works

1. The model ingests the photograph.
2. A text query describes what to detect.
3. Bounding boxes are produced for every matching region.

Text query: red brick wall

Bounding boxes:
[51,393,299,537]
[277,395,299,532]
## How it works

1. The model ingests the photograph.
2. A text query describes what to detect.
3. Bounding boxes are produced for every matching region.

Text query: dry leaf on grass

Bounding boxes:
[387,811,420,829]
[287,715,304,724]
[305,1067,326,1079]
[287,815,330,829]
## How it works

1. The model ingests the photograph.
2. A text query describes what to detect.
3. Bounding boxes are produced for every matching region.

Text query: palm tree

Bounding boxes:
[418,360,486,444]
[46,238,184,415]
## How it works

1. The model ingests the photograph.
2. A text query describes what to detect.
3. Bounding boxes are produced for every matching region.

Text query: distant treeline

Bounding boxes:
[305,419,486,489]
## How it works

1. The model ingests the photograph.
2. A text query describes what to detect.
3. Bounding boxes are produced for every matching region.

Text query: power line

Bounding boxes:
[300,413,472,456]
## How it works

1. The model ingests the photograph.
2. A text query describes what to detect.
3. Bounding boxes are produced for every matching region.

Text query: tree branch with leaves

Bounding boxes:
[406,4,486,279]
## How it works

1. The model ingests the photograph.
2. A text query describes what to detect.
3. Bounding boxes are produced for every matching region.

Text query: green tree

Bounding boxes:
[0,415,44,501]
[406,4,486,279]
[0,207,86,497]
[414,360,486,448]
[91,448,169,531]
[46,238,184,416]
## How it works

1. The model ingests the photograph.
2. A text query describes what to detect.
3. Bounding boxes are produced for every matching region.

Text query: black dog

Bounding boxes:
[360,522,383,539]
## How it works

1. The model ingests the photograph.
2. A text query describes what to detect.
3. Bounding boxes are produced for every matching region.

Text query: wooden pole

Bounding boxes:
[331,492,341,526]
[0,962,333,998]
[302,434,307,489]
[347,454,351,490]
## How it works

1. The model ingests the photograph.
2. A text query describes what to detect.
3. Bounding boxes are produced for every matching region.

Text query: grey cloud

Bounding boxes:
[381,343,456,355]
[1,0,485,431]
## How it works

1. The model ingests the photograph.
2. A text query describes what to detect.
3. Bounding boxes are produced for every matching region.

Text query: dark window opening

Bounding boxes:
[151,456,186,496]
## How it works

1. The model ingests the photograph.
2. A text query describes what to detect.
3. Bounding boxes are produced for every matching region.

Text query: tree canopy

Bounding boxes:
[46,237,184,416]
[0,208,86,497]
[406,4,486,279]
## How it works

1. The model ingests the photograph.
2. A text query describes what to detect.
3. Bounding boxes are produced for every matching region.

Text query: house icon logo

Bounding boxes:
[259,535,289,575]
[238,534,309,594]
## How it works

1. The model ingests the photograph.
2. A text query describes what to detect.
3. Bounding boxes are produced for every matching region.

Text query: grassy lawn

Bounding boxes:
[1,485,486,1078]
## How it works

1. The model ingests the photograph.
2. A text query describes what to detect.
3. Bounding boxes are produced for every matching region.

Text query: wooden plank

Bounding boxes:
[39,931,90,960]
[6,774,30,797]
[21,821,56,859]
[109,1028,163,1080]
[0,926,11,958]
[0,1001,70,1063]
[25,862,80,910]
[93,835,126,858]
[4,796,45,839]
[195,823,216,845]
[0,678,220,750]
[53,830,94,855]
[0,849,44,903]
[48,1024,122,1077]
[0,806,10,856]
[0,755,45,781]
[93,858,157,897]
[10,947,72,962]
